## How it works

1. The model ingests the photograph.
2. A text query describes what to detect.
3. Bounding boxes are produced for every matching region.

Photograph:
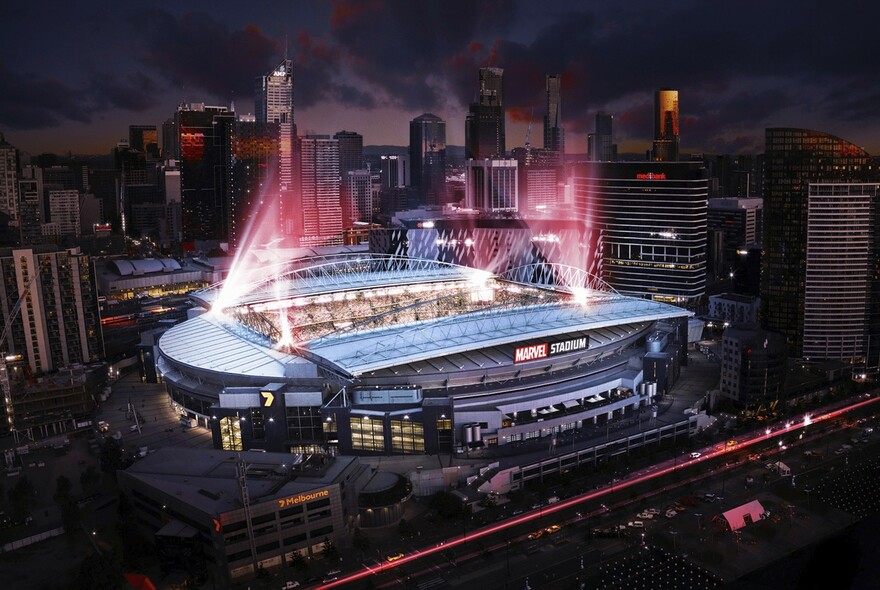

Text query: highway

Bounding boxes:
[311,392,880,589]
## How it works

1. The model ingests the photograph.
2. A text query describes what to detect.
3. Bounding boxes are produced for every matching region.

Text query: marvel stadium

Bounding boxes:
[157,254,692,456]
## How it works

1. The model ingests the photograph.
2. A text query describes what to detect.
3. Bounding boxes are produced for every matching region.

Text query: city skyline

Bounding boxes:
[2,1,880,156]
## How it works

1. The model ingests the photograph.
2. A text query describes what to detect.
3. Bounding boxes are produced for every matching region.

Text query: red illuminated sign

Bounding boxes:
[514,343,549,363]
[636,172,667,180]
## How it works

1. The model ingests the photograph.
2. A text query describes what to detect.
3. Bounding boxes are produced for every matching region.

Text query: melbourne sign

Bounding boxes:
[277,488,330,509]
[514,336,590,363]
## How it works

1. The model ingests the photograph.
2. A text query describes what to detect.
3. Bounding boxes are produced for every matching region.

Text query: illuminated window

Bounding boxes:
[391,419,424,454]
[350,416,385,452]
[219,416,243,451]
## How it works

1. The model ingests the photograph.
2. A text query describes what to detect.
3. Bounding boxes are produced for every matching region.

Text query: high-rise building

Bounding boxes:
[511,147,560,214]
[719,325,787,408]
[0,246,103,373]
[299,135,342,246]
[465,158,518,211]
[707,197,763,283]
[129,125,160,160]
[409,114,447,206]
[255,59,296,237]
[334,130,364,177]
[465,68,505,160]
[48,190,81,237]
[342,169,372,226]
[543,74,564,154]
[228,115,280,249]
[17,178,42,245]
[802,183,879,361]
[574,162,708,307]
[379,155,408,190]
[176,103,235,244]
[0,133,19,221]
[652,89,679,162]
[587,111,615,162]
[762,128,874,357]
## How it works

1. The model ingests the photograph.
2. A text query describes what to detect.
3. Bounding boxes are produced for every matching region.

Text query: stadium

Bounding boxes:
[157,253,692,456]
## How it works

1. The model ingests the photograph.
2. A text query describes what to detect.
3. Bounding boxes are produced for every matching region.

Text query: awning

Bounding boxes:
[561,400,580,409]
[586,396,604,404]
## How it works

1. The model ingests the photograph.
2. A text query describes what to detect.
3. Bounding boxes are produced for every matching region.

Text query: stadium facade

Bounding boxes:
[157,254,691,456]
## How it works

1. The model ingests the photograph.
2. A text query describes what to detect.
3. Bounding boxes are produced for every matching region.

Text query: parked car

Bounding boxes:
[666,509,678,518]
[627,521,644,528]
[281,581,301,589]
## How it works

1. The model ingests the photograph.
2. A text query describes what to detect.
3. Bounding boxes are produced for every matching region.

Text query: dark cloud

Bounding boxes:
[326,0,517,111]
[131,10,280,102]
[0,60,92,130]
[89,72,160,112]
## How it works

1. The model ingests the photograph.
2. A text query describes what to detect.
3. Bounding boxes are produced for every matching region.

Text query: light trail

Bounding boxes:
[316,392,880,588]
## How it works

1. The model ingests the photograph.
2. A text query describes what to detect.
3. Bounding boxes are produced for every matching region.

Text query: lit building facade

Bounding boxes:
[652,89,679,162]
[48,189,81,237]
[342,170,372,226]
[573,162,708,307]
[0,132,19,221]
[299,136,342,246]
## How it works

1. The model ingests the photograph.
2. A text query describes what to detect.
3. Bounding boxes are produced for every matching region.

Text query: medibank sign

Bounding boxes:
[514,336,589,363]
[636,172,667,180]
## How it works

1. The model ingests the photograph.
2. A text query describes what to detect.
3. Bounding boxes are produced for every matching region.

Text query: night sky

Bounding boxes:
[2,0,880,157]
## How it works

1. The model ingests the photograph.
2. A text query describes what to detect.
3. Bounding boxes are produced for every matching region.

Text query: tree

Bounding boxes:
[80,466,101,492]
[321,537,340,563]
[8,476,37,522]
[54,475,73,506]
[69,552,125,590]
[100,438,123,474]
[352,527,371,553]
[289,551,308,573]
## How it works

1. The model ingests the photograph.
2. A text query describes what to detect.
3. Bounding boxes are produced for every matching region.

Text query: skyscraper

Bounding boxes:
[409,114,447,205]
[228,115,280,249]
[762,128,874,356]
[255,59,295,237]
[342,169,372,226]
[334,130,364,177]
[543,74,564,154]
[299,135,342,246]
[574,162,708,307]
[803,183,879,361]
[0,132,19,221]
[176,103,235,244]
[652,89,679,162]
[129,125,160,160]
[587,112,615,162]
[465,67,506,160]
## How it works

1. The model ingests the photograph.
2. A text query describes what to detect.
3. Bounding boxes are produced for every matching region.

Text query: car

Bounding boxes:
[385,552,404,563]
[527,530,544,540]
[129,424,139,432]
[726,440,737,448]
[544,524,561,534]
[689,452,702,459]
[666,509,678,518]
[636,512,653,520]
[322,576,339,584]
[281,582,301,590]
[326,569,342,577]
[627,520,644,528]
[765,462,777,470]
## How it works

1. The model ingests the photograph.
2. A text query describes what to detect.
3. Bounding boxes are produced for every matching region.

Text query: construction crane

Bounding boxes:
[0,276,35,444]
[0,276,34,347]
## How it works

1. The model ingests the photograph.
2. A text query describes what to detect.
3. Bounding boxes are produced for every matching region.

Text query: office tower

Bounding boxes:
[228,115,280,249]
[255,59,296,237]
[342,169,372,226]
[510,147,560,214]
[409,114,447,206]
[0,246,103,373]
[129,125,160,160]
[0,133,19,221]
[114,140,163,237]
[573,162,709,307]
[162,117,178,160]
[176,103,235,244]
[162,161,182,244]
[720,325,787,408]
[465,67,506,160]
[334,130,364,177]
[801,183,879,361]
[707,197,763,283]
[762,128,874,356]
[464,158,518,211]
[652,89,679,162]
[379,155,408,190]
[48,190,81,237]
[543,74,564,154]
[587,112,615,162]
[299,135,342,246]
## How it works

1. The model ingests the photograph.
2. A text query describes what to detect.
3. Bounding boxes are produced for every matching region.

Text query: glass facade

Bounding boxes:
[285,406,323,444]
[350,416,385,452]
[220,417,243,451]
[390,419,424,454]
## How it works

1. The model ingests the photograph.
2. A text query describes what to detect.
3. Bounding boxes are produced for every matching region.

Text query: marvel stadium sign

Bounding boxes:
[514,336,589,363]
